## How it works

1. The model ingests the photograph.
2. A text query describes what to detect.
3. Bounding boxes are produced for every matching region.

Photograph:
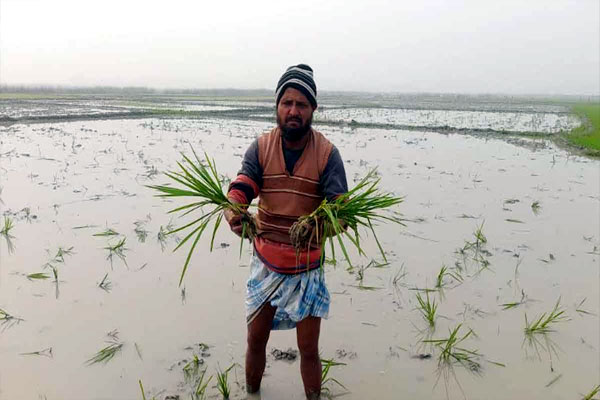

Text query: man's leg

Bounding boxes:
[246,303,276,393]
[296,316,322,400]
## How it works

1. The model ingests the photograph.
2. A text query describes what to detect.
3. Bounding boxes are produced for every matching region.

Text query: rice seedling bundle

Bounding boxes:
[289,169,403,268]
[148,149,257,286]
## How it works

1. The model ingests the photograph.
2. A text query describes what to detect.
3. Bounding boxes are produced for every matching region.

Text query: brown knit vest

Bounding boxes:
[256,127,333,245]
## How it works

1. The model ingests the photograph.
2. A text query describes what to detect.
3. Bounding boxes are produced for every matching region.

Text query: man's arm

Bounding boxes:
[225,139,262,236]
[228,139,262,204]
[320,145,348,201]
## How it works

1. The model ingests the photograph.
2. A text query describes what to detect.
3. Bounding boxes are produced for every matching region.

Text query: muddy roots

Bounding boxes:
[290,217,321,252]
[239,211,258,240]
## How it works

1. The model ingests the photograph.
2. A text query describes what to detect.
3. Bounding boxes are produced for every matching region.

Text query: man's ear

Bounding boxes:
[312,105,318,112]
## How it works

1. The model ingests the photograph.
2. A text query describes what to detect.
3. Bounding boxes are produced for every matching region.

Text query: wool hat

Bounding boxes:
[275,64,317,108]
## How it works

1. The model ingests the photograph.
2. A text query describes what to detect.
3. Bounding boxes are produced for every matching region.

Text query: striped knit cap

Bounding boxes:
[275,64,317,108]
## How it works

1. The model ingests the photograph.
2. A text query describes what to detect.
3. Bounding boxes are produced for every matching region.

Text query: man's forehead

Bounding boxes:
[279,87,310,103]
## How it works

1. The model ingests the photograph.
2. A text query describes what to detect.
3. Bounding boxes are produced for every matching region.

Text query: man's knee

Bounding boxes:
[297,334,319,359]
[247,328,270,352]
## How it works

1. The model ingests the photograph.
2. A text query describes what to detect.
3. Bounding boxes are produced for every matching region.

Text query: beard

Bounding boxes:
[277,113,313,142]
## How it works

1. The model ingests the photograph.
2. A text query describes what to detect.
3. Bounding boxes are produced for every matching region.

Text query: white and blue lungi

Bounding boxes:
[246,253,330,330]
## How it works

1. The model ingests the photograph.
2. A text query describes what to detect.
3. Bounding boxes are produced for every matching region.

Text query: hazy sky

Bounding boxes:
[1,0,598,95]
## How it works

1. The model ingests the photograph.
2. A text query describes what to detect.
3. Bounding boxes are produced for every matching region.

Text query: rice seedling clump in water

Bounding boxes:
[289,169,403,267]
[148,149,258,285]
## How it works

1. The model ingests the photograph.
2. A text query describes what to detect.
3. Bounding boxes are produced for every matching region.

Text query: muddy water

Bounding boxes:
[0,114,598,400]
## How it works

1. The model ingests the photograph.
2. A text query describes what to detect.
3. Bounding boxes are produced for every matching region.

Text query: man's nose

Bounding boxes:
[289,104,300,116]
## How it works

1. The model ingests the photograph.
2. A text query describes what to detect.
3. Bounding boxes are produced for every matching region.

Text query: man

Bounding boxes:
[224,64,348,400]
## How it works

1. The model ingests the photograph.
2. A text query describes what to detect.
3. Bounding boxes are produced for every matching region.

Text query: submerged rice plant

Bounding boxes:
[93,228,119,237]
[86,338,124,365]
[215,364,236,399]
[289,169,404,268]
[98,273,112,292]
[104,237,128,268]
[189,367,212,400]
[0,308,24,331]
[415,292,438,328]
[0,216,14,236]
[524,298,569,335]
[26,272,51,280]
[148,150,257,286]
[321,358,347,395]
[20,347,53,358]
[0,216,15,253]
[53,246,74,263]
[423,324,483,373]
[435,264,462,289]
[134,220,149,243]
[531,200,542,215]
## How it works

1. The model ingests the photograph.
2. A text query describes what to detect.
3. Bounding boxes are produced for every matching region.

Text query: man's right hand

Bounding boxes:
[224,208,244,237]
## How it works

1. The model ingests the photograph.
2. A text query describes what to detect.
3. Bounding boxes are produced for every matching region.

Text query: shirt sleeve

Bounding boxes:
[228,139,262,204]
[320,145,348,202]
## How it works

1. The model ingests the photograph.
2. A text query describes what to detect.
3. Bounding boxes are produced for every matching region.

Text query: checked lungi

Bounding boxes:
[246,253,330,330]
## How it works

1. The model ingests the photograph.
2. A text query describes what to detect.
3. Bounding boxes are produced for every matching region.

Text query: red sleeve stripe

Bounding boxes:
[227,188,248,205]
[233,174,260,198]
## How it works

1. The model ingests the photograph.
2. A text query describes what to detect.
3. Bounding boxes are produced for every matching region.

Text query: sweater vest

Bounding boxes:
[254,127,333,273]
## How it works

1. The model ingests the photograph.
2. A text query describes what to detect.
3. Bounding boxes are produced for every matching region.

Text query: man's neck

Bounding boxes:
[281,129,311,150]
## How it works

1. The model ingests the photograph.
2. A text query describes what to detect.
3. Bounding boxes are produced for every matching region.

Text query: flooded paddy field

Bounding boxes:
[0,94,598,400]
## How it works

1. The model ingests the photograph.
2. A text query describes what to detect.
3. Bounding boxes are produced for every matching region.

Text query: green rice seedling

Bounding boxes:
[391,263,407,288]
[289,169,404,269]
[191,369,212,400]
[415,292,438,328]
[215,364,236,399]
[85,339,124,365]
[473,222,487,247]
[53,246,74,263]
[183,354,204,383]
[104,237,128,268]
[20,347,53,358]
[435,264,462,289]
[148,149,257,286]
[0,216,15,253]
[581,384,600,400]
[524,298,569,335]
[138,379,158,400]
[424,324,482,373]
[501,302,521,310]
[501,290,528,310]
[531,201,541,215]
[98,273,112,292]
[0,308,24,331]
[93,228,119,237]
[321,357,347,395]
[26,272,51,280]
[0,216,14,236]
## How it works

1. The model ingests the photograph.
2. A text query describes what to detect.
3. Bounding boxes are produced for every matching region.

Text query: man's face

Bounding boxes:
[276,87,315,142]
